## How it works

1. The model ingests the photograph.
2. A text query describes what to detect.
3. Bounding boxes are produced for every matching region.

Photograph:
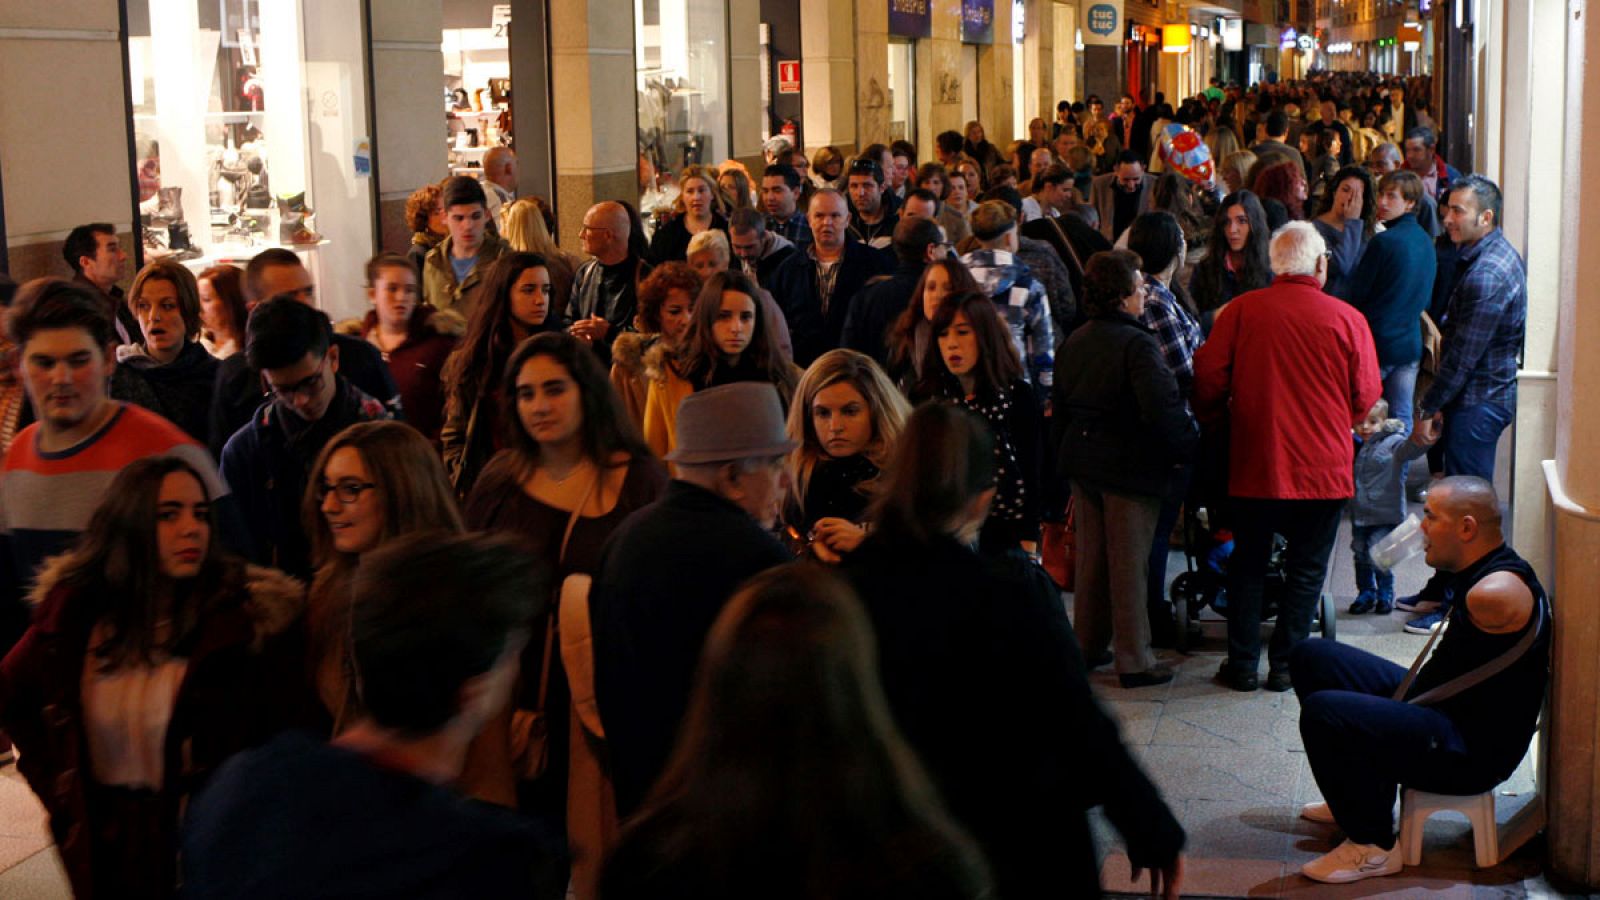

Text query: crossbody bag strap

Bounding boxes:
[1044,216,1086,278]
[1390,607,1452,701]
[1405,596,1546,707]
[533,469,602,714]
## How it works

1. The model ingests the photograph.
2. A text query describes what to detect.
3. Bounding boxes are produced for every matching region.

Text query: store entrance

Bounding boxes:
[887,38,917,144]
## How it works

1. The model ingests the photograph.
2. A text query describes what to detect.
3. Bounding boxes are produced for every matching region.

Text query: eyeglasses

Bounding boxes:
[263,361,328,402]
[316,479,377,504]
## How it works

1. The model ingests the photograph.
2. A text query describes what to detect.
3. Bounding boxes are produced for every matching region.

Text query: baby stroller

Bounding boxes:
[1168,505,1337,651]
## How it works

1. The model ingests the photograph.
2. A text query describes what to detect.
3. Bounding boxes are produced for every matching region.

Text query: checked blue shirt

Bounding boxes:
[1139,275,1202,400]
[1419,228,1527,418]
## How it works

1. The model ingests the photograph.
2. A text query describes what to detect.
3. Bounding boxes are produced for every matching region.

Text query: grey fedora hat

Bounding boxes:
[665,382,799,465]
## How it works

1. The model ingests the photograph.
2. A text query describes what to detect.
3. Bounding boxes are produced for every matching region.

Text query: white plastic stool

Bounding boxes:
[1398,788,1499,867]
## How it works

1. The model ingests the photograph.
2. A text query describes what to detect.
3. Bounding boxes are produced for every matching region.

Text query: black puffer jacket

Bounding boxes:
[1051,310,1196,498]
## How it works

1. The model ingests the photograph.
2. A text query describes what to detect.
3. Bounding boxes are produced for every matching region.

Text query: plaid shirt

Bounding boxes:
[1139,275,1202,400]
[1419,228,1527,417]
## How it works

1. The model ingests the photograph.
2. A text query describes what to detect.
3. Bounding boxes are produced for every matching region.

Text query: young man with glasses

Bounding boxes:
[211,249,401,456]
[220,297,393,578]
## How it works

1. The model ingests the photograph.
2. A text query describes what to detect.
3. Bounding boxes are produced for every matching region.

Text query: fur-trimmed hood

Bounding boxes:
[611,331,661,377]
[337,305,469,344]
[27,555,307,648]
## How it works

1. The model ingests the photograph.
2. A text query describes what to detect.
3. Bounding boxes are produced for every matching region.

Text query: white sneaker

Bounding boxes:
[1299,801,1336,824]
[1301,839,1403,884]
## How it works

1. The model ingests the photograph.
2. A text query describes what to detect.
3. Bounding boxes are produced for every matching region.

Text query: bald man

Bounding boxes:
[1289,475,1549,885]
[566,201,651,363]
[482,146,517,207]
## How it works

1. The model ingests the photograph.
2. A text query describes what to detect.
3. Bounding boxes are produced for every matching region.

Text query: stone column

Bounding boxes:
[370,0,447,254]
[976,35,1013,141]
[924,0,963,151]
[549,0,637,247]
[1023,0,1054,123]
[800,0,856,153]
[1543,0,1600,888]
[1,3,134,279]
[1083,44,1121,110]
[855,0,890,145]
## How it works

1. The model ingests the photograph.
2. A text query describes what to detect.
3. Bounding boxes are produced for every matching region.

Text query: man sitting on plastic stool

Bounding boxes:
[1290,475,1550,884]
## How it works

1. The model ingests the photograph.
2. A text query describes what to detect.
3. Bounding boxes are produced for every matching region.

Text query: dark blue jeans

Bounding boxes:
[1291,639,1500,848]
[1225,497,1344,674]
[1379,360,1420,434]
[1414,400,1513,605]
[1146,463,1194,613]
[1351,524,1396,597]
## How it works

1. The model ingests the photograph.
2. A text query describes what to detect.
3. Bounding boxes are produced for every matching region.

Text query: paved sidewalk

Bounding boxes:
[1084,516,1580,898]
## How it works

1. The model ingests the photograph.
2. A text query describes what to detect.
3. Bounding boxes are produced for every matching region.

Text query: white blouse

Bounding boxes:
[80,623,188,790]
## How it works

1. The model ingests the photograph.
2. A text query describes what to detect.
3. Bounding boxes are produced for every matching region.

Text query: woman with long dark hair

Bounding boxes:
[0,456,305,898]
[783,350,911,564]
[440,251,564,495]
[643,270,799,458]
[962,120,1003,173]
[464,331,667,897]
[885,258,981,388]
[843,403,1186,898]
[914,292,1042,555]
[1311,165,1377,300]
[302,421,463,728]
[1187,190,1272,325]
[602,564,993,899]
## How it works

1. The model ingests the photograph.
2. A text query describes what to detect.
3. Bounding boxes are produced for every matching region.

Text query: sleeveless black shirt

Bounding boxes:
[1405,544,1550,779]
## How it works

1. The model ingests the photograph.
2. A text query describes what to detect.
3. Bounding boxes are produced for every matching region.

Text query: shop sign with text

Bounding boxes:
[961,0,995,44]
[1082,1,1123,46]
[889,0,932,38]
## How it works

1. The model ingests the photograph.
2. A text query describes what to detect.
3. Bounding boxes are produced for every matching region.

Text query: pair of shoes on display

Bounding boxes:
[1215,663,1258,692]
[1301,839,1403,884]
[1349,589,1378,614]
[1403,610,1447,635]
[1118,665,1175,689]
[1394,593,1440,613]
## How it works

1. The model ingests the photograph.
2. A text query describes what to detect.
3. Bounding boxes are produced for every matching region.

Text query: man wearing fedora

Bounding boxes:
[590,382,796,816]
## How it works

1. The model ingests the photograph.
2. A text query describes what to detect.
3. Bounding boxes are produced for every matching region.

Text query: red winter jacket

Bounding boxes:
[356,306,464,447]
[0,557,309,898]
[1192,274,1381,500]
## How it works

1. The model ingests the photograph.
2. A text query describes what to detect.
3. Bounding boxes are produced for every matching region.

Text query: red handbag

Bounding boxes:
[1040,498,1077,590]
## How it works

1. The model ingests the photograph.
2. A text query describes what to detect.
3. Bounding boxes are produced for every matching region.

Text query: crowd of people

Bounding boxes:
[0,68,1549,896]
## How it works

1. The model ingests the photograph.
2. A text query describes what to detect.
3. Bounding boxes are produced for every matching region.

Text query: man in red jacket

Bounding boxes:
[1193,222,1382,693]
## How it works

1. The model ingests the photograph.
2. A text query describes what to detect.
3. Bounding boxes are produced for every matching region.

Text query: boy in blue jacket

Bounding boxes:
[1349,399,1430,613]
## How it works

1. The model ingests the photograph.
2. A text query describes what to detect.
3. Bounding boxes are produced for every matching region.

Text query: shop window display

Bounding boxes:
[635,0,731,235]
[442,10,512,185]
[125,0,374,318]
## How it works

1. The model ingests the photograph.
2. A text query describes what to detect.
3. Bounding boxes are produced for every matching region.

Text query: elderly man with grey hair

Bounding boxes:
[1193,221,1382,693]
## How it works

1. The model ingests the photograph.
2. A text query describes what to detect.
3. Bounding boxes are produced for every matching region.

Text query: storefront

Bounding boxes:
[124,0,375,317]
[887,0,929,146]
[635,0,732,227]
[1126,24,1160,104]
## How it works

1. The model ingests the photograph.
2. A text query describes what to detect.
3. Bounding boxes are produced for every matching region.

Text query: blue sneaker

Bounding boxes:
[1348,590,1377,614]
[1403,610,1446,635]
[1395,593,1440,613]
[1373,590,1395,615]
